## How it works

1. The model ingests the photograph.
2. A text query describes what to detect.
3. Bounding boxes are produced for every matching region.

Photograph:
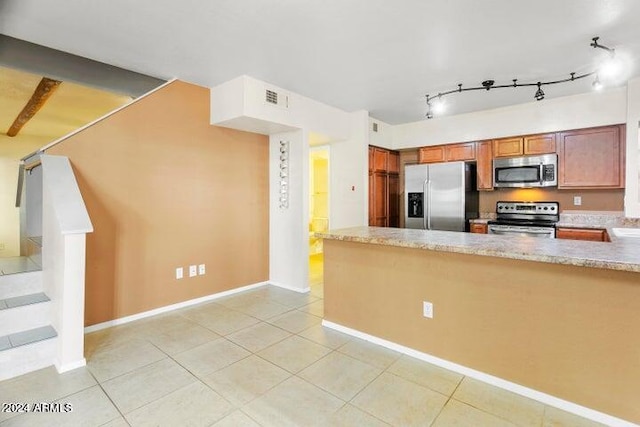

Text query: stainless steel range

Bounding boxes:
[487,201,559,238]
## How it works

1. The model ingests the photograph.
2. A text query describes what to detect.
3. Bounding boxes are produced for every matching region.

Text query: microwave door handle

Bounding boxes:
[539,164,545,185]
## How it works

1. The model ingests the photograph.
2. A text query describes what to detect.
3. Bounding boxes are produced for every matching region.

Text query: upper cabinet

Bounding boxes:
[372,147,389,172]
[524,133,556,155]
[493,133,556,158]
[446,142,476,162]
[557,125,625,189]
[418,146,446,163]
[476,140,493,190]
[419,142,476,164]
[493,137,524,157]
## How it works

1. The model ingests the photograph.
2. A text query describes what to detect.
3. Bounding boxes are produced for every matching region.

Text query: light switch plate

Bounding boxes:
[423,301,433,319]
[189,265,197,277]
[198,264,206,275]
[176,267,183,280]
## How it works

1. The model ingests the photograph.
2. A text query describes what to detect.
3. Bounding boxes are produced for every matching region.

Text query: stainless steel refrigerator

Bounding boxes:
[404,162,478,231]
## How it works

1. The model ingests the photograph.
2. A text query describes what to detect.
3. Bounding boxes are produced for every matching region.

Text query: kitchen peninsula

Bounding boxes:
[318,226,640,425]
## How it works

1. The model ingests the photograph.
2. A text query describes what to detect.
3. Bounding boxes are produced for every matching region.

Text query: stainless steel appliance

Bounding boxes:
[488,201,559,238]
[405,162,478,232]
[493,154,557,188]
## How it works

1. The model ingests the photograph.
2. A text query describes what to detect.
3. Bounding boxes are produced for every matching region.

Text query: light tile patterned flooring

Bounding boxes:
[0,279,605,425]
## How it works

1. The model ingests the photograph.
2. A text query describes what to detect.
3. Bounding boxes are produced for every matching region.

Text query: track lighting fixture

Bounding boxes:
[425,36,625,118]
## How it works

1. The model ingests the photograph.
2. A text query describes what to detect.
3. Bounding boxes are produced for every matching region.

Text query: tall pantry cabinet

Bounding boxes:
[369,146,400,227]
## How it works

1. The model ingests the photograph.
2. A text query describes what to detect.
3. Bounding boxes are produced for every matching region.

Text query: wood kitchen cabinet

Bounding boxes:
[446,142,476,161]
[524,133,556,154]
[556,227,609,242]
[476,140,493,190]
[493,133,556,158]
[493,137,524,157]
[369,146,400,227]
[419,142,476,163]
[470,223,488,234]
[418,146,446,163]
[557,125,625,189]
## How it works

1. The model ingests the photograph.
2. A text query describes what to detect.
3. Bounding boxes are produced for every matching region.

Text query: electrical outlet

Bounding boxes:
[198,264,206,275]
[189,265,197,277]
[422,301,434,319]
[573,196,582,206]
[176,267,183,280]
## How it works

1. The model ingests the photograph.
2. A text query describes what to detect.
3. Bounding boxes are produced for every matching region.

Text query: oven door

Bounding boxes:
[488,224,556,238]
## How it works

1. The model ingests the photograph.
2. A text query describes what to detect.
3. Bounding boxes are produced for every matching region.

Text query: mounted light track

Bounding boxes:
[425,36,624,119]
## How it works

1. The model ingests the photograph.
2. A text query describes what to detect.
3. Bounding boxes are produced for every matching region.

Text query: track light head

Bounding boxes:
[534,83,545,101]
[592,74,603,91]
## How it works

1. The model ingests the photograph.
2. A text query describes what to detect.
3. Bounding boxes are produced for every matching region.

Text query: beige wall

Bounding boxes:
[324,239,640,424]
[478,188,624,213]
[49,81,269,325]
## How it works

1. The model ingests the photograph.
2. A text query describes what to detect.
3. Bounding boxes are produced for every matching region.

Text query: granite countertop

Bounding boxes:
[317,226,640,273]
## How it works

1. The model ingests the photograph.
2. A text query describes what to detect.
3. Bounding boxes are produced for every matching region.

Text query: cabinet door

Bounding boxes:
[388,174,399,227]
[419,146,446,163]
[557,125,624,189]
[373,147,388,172]
[470,223,488,234]
[556,228,607,242]
[373,171,388,226]
[446,142,476,161]
[524,133,556,154]
[388,151,400,174]
[476,140,493,190]
[368,171,374,225]
[493,137,524,157]
[368,147,374,173]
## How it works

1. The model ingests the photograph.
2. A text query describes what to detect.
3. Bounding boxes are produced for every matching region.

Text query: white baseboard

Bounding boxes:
[322,320,637,427]
[84,281,269,333]
[56,358,86,374]
[268,281,310,293]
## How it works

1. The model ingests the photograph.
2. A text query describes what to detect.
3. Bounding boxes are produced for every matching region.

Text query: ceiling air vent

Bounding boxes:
[266,89,278,105]
[372,122,379,132]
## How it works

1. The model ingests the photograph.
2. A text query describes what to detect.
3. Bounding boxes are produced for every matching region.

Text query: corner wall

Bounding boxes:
[48,81,269,325]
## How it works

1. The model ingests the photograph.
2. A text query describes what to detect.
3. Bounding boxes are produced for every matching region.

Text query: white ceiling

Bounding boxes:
[2,0,640,124]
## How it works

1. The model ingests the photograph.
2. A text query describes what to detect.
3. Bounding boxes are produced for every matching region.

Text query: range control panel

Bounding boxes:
[496,201,559,215]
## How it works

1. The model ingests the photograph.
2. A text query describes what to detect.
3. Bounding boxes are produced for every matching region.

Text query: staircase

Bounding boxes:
[0,268,58,381]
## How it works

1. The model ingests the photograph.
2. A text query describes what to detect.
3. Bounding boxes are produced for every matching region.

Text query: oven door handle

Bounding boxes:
[491,229,553,235]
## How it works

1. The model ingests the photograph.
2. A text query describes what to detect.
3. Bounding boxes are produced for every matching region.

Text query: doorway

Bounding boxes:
[308,146,329,295]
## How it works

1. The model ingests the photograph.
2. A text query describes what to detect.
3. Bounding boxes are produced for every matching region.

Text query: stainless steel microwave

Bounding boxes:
[493,154,558,188]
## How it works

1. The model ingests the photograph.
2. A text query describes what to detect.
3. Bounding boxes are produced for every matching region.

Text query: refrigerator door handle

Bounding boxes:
[423,179,428,229]
[426,180,432,230]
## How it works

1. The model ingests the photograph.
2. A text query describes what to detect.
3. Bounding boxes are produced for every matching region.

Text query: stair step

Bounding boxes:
[0,292,50,309]
[0,270,43,299]
[0,325,57,350]
[0,293,51,336]
[0,329,57,381]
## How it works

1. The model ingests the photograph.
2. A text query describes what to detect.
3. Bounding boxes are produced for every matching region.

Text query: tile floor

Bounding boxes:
[0,273,606,426]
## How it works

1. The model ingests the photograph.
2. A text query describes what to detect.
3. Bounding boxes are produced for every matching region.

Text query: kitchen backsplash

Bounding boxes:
[478,188,624,213]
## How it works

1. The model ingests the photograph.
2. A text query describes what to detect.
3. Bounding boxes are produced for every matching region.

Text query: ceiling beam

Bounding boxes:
[6,77,62,137]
